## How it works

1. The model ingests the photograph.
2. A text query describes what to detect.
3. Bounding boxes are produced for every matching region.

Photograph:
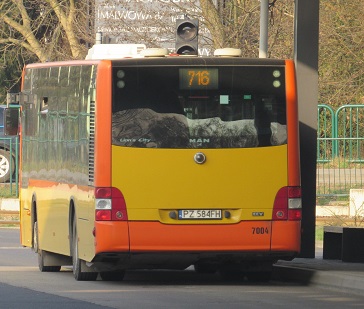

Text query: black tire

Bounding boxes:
[218,263,245,281]
[219,269,244,281]
[194,263,217,274]
[246,271,272,283]
[72,219,98,281]
[100,271,126,281]
[0,149,14,183]
[34,222,61,272]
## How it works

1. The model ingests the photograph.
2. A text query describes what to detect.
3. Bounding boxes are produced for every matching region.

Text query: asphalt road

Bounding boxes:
[1,228,364,309]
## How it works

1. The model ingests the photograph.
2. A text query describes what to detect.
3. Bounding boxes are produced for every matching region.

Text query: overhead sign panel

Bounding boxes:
[95,0,211,55]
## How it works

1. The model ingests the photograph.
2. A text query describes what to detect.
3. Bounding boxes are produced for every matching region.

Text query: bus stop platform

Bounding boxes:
[272,244,364,295]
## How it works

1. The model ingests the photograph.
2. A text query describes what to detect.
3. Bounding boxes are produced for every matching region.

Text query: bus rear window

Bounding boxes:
[112,66,287,149]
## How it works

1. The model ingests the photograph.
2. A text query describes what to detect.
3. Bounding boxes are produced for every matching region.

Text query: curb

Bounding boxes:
[0,199,19,211]
[273,264,315,285]
[273,264,364,296]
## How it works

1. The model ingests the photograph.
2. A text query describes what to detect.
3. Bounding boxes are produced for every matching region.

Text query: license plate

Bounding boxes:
[178,209,222,220]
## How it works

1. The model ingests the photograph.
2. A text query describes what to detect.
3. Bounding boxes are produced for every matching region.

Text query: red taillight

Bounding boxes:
[95,187,128,221]
[288,186,301,199]
[95,187,112,199]
[95,210,112,221]
[288,209,302,220]
[273,186,301,221]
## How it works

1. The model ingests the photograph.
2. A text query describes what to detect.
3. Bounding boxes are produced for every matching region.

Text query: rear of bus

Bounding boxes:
[94,56,301,275]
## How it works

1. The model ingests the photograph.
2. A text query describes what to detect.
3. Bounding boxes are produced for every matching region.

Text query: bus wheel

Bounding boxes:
[71,219,98,281]
[34,222,61,272]
[100,271,125,281]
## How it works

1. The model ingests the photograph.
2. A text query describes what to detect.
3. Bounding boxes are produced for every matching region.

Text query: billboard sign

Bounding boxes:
[95,0,212,55]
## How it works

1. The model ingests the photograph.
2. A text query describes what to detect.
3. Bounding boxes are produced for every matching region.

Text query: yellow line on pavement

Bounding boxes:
[0,266,38,271]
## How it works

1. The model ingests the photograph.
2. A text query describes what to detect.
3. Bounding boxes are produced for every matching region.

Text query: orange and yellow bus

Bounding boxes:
[13,47,301,281]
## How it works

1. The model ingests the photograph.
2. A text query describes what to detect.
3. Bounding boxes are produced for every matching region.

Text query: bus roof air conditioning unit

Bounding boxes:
[85,44,147,60]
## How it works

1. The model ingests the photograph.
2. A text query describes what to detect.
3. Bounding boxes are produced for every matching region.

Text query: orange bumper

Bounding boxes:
[94,220,300,256]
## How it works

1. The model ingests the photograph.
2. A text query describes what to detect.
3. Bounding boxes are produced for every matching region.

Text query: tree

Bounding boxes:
[0,0,295,102]
[0,0,295,61]
[319,0,364,107]
[0,56,21,103]
[0,0,93,62]
[96,0,294,58]
[0,0,96,102]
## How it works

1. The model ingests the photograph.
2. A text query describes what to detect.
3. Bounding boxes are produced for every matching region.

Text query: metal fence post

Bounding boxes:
[317,104,335,162]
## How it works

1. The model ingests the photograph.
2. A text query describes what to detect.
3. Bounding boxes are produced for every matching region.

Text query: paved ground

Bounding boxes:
[2,204,364,297]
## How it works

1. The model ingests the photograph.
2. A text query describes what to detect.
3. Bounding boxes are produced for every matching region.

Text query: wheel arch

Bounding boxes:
[31,194,37,249]
[69,198,76,253]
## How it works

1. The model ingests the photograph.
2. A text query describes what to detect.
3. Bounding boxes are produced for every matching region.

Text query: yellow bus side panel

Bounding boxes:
[20,181,95,261]
[30,184,70,256]
[20,187,33,247]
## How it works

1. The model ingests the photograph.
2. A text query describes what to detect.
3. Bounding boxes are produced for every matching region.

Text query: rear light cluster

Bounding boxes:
[272,186,302,221]
[95,187,128,221]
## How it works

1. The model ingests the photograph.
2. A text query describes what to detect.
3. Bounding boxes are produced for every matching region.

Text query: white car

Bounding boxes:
[0,106,18,183]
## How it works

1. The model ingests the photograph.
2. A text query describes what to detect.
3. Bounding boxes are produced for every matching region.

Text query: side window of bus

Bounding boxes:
[40,97,48,114]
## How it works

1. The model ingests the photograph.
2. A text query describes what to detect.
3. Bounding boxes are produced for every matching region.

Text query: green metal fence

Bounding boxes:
[317,104,364,198]
[0,137,19,198]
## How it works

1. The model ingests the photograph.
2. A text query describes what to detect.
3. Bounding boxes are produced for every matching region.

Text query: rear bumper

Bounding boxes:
[94,220,300,257]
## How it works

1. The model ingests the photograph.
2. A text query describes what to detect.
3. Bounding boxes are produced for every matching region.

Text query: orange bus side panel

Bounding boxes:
[285,60,300,187]
[94,60,112,187]
[271,221,301,252]
[128,221,272,252]
[94,221,130,254]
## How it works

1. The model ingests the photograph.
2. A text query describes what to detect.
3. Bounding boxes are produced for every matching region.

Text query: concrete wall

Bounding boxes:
[350,189,364,217]
[0,199,19,211]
